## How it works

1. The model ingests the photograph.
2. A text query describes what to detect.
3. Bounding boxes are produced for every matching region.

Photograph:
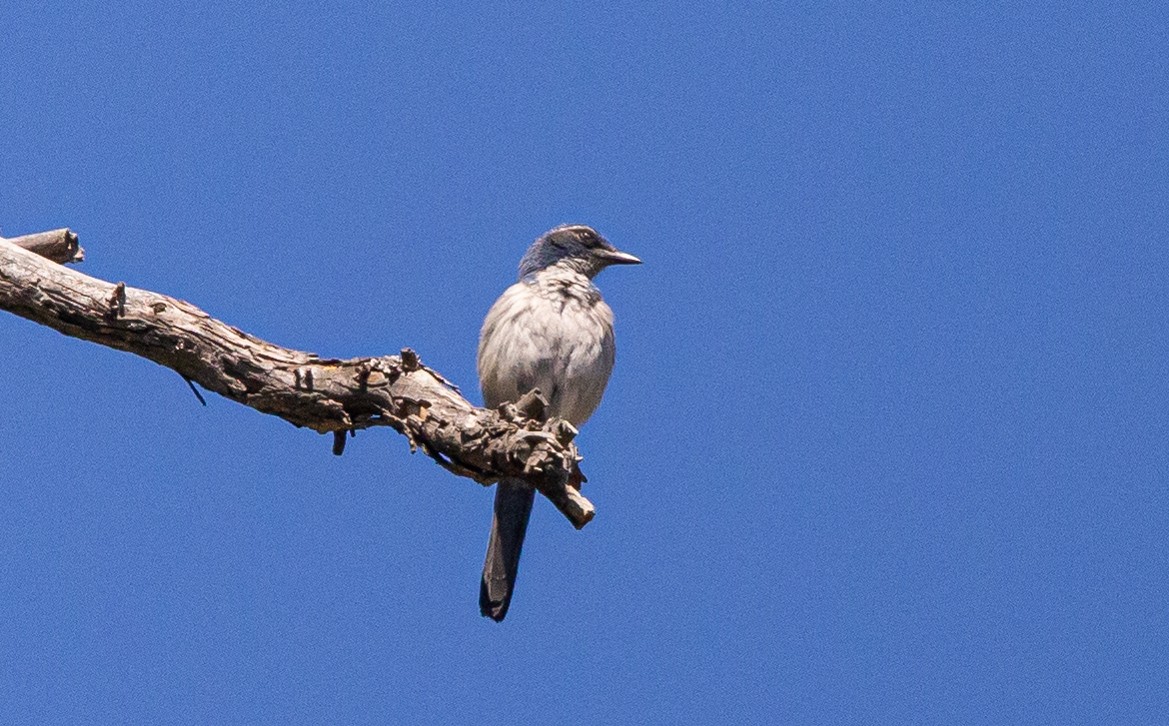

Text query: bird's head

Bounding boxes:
[518,224,641,280]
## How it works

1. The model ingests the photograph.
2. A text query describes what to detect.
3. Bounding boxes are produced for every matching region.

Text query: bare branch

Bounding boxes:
[0,230,595,528]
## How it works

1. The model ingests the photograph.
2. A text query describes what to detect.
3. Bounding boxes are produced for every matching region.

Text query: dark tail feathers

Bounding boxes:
[480,479,536,621]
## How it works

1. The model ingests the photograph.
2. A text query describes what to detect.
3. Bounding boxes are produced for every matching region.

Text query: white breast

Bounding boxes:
[478,272,616,427]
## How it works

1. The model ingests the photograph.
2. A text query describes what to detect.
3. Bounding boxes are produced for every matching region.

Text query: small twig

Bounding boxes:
[183,376,208,406]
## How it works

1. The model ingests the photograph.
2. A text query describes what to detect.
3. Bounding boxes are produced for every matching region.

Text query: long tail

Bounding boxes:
[480,479,536,621]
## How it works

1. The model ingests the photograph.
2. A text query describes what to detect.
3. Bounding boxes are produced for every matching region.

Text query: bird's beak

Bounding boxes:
[601,249,642,265]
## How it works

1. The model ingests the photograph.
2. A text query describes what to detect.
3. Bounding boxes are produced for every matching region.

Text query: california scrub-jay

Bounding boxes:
[477,224,640,621]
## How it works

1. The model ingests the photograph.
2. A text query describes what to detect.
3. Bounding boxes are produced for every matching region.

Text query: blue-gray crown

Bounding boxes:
[517,224,641,280]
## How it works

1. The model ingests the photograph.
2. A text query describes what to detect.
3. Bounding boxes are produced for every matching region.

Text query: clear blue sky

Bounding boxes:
[2,2,1166,723]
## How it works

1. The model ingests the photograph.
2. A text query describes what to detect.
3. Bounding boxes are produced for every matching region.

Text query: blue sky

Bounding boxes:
[2,2,1166,723]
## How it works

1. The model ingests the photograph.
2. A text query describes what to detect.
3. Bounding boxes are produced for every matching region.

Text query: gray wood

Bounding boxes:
[1,228,84,264]
[0,230,594,528]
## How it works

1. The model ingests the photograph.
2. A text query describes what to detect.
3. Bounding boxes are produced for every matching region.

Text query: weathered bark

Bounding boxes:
[0,229,595,528]
[3,228,85,264]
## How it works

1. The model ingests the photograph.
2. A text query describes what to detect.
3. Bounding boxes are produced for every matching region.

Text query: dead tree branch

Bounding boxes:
[0,229,595,528]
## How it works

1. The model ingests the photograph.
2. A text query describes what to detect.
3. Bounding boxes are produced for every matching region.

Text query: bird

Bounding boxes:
[477,224,640,621]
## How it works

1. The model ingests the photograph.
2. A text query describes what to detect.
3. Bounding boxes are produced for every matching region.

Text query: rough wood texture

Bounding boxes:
[1,228,85,264]
[0,230,595,528]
